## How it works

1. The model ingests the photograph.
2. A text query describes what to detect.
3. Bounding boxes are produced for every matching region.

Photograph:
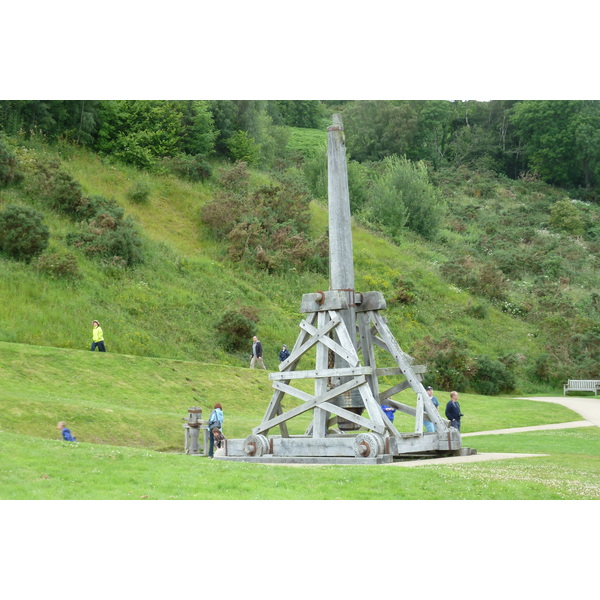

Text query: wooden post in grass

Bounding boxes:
[216,116,471,464]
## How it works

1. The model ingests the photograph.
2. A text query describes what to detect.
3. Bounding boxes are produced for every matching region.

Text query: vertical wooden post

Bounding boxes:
[313,311,330,437]
[328,114,356,352]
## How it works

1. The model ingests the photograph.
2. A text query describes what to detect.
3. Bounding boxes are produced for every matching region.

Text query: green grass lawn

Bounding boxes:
[1,340,598,500]
[2,427,598,500]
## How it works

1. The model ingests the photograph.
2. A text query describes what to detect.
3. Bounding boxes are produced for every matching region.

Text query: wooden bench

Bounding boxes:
[563,379,600,396]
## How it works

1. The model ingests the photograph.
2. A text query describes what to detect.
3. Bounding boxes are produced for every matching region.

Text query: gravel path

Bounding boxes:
[393,395,598,467]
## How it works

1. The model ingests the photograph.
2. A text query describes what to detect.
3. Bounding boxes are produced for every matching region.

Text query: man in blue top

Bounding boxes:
[445,391,463,430]
[423,386,439,432]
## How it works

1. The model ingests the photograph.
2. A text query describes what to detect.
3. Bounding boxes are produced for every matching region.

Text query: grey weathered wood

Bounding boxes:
[313,311,330,438]
[273,436,358,457]
[379,381,412,400]
[375,365,427,377]
[357,311,380,401]
[269,366,373,381]
[355,291,387,312]
[254,376,366,435]
[369,311,448,432]
[414,392,424,434]
[385,398,417,417]
[300,316,359,367]
[318,399,386,435]
[300,290,348,314]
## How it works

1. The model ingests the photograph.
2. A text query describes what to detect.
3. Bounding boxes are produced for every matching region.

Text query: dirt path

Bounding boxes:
[392,395,598,467]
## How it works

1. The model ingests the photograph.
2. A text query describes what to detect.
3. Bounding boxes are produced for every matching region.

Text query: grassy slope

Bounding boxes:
[2,138,599,499]
[1,142,546,385]
[4,340,598,501]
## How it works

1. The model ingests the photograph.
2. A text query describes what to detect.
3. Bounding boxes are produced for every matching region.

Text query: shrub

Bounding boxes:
[549,199,585,236]
[67,206,143,266]
[227,131,260,165]
[126,181,151,204]
[471,355,515,395]
[161,155,213,182]
[0,136,24,186]
[33,250,80,279]
[201,163,327,273]
[26,158,97,219]
[216,307,259,351]
[0,204,49,262]
[366,156,444,240]
[412,335,473,392]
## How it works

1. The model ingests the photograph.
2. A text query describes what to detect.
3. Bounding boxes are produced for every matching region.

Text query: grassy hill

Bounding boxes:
[1,138,577,393]
[1,131,600,499]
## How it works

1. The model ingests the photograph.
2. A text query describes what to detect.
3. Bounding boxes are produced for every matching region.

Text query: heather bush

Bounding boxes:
[0,136,24,186]
[161,155,213,182]
[33,250,80,279]
[216,306,259,351]
[413,335,473,392]
[201,162,327,273]
[471,355,516,395]
[0,204,49,261]
[549,199,585,236]
[67,206,143,266]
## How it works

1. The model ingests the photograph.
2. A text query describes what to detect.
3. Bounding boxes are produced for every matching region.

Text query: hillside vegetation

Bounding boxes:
[1,99,600,395]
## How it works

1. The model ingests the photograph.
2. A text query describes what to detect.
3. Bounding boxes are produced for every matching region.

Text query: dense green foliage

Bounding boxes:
[0,204,49,261]
[201,161,328,273]
[1,99,600,391]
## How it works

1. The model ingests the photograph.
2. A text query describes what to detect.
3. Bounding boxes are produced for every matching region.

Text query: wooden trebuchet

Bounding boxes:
[215,115,470,463]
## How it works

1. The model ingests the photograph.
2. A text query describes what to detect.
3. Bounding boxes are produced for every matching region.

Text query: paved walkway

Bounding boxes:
[393,395,599,467]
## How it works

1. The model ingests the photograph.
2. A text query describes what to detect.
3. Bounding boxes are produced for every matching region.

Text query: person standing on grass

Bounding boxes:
[279,344,290,363]
[423,386,440,432]
[91,320,106,352]
[207,403,224,458]
[445,390,463,431]
[250,335,266,369]
[57,421,77,442]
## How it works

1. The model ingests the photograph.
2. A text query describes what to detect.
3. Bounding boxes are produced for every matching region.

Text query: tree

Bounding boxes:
[177,100,217,156]
[275,101,322,128]
[342,101,418,162]
[573,101,600,189]
[364,156,444,240]
[510,101,585,187]
[96,101,183,168]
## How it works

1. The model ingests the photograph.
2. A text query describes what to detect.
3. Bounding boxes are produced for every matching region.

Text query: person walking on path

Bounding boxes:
[57,421,77,442]
[91,320,106,352]
[279,344,290,363]
[207,403,224,458]
[250,335,266,369]
[424,386,440,432]
[445,391,463,431]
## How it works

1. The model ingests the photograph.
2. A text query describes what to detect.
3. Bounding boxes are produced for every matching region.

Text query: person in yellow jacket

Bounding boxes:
[91,320,106,352]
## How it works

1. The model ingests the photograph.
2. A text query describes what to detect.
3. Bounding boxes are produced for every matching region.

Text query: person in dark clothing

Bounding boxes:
[57,421,77,442]
[445,391,463,430]
[250,335,266,369]
[279,344,290,363]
